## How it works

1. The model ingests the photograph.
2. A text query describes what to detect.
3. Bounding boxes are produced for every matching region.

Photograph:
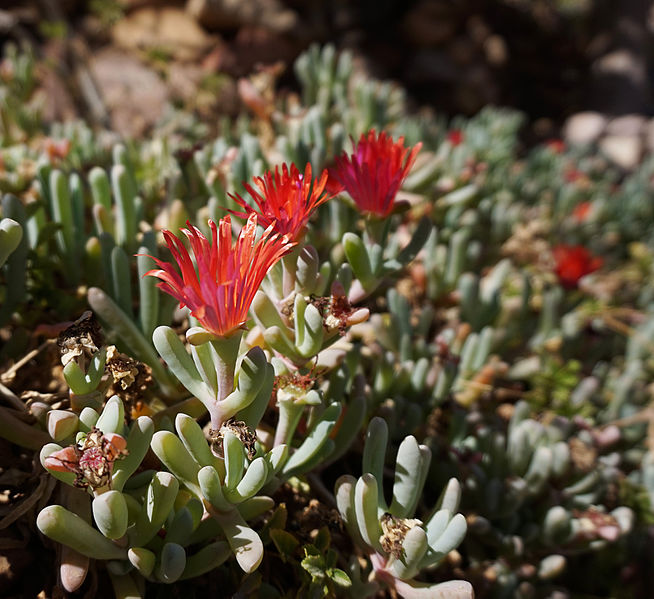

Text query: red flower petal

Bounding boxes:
[228,163,333,242]
[145,215,293,337]
[552,244,602,289]
[330,130,421,217]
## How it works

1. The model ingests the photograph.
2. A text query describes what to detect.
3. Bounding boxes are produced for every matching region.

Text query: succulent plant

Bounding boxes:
[336,417,472,598]
[2,36,654,599]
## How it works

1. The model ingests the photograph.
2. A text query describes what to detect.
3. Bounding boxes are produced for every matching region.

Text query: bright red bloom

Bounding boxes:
[330,130,422,218]
[564,168,584,184]
[572,201,593,223]
[447,129,464,147]
[545,139,565,154]
[146,215,293,337]
[325,168,346,197]
[552,244,603,289]
[229,163,332,241]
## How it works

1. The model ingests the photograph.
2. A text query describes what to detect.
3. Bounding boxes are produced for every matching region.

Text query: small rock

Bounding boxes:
[112,7,214,61]
[645,118,654,151]
[405,49,458,83]
[605,114,646,137]
[91,48,169,137]
[467,15,491,45]
[484,35,508,66]
[167,62,206,101]
[120,0,185,6]
[449,37,476,66]
[229,26,296,77]
[38,68,77,124]
[0,549,33,595]
[564,111,607,145]
[187,0,297,33]
[599,134,642,170]
[402,0,458,46]
[593,49,646,85]
[538,554,566,580]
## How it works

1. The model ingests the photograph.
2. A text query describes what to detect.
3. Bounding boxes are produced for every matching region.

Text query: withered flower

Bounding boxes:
[210,417,257,460]
[44,427,128,491]
[105,345,153,419]
[310,282,369,336]
[379,512,423,559]
[57,311,104,368]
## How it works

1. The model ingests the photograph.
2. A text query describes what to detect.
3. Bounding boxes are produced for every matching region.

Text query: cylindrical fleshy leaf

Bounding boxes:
[47,410,79,442]
[151,431,201,492]
[354,474,383,553]
[389,436,430,518]
[128,547,156,578]
[112,417,154,492]
[223,431,245,491]
[226,457,268,503]
[282,403,341,477]
[389,525,429,580]
[209,508,263,573]
[0,218,22,268]
[198,465,230,511]
[175,413,215,468]
[180,541,231,580]
[95,395,125,436]
[37,505,127,560]
[157,543,186,583]
[93,490,128,539]
[130,472,179,547]
[60,544,89,593]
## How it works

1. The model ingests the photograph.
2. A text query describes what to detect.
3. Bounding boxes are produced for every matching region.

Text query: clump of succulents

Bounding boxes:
[1,41,654,599]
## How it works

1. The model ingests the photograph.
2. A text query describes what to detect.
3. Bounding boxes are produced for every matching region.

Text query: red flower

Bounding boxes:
[325,168,346,197]
[572,201,592,223]
[145,215,293,337]
[552,244,603,289]
[545,139,565,154]
[330,130,421,218]
[447,129,464,147]
[564,168,584,184]
[44,138,71,162]
[229,163,332,242]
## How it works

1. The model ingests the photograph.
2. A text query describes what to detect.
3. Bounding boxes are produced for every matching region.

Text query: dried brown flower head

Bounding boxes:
[105,345,153,412]
[379,512,422,559]
[569,437,597,472]
[210,418,257,460]
[57,311,104,367]
[573,507,621,542]
[309,283,369,336]
[274,370,317,398]
[44,427,128,491]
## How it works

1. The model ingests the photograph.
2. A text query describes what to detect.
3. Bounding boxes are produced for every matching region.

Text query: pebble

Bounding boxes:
[599,135,642,170]
[563,111,607,145]
[605,114,646,137]
[645,118,654,152]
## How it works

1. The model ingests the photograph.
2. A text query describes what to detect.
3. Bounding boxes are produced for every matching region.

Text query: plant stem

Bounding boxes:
[209,332,243,430]
[282,247,300,297]
[273,399,304,447]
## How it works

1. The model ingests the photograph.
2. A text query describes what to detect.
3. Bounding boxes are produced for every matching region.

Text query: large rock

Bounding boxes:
[564,112,607,145]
